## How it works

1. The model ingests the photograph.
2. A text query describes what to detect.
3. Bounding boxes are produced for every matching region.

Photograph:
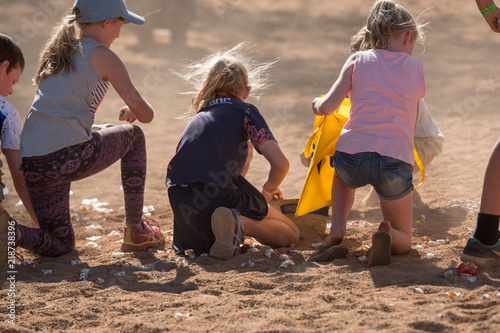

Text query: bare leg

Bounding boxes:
[378,191,413,254]
[479,138,500,215]
[242,205,300,248]
[364,186,427,209]
[364,192,413,266]
[464,138,500,248]
[313,175,356,253]
[460,140,500,266]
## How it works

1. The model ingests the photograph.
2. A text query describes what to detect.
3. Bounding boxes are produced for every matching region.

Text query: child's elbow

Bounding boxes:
[278,158,290,174]
[270,157,289,176]
[139,113,154,123]
[137,107,155,123]
[135,102,155,123]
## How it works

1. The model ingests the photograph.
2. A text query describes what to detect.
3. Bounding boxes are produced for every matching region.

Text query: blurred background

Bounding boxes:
[0,0,499,221]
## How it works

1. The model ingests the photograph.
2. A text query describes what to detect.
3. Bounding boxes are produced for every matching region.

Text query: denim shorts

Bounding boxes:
[333,151,413,200]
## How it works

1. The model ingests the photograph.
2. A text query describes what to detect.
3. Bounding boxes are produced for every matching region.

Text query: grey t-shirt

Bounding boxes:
[19,37,109,165]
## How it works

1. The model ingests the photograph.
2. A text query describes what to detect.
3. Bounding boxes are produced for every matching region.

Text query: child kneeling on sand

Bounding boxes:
[3,0,165,265]
[166,44,300,260]
[309,0,427,266]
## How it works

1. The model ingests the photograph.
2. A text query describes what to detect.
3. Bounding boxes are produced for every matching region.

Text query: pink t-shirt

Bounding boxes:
[335,49,425,166]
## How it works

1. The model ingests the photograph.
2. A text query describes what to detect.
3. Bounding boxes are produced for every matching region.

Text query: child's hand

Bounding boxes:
[300,152,311,167]
[262,187,284,203]
[483,8,500,32]
[91,124,115,132]
[118,106,137,123]
[312,97,323,116]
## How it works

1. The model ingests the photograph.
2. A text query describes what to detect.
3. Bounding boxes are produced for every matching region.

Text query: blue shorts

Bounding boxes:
[333,151,413,200]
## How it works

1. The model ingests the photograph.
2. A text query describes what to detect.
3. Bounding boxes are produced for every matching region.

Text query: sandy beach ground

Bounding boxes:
[1,0,499,332]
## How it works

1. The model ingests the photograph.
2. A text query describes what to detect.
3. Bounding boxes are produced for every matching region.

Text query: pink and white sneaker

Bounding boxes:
[121,217,165,252]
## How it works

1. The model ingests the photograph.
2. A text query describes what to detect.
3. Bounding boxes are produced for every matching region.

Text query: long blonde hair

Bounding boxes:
[34,9,82,84]
[359,0,427,51]
[34,8,125,84]
[179,43,277,114]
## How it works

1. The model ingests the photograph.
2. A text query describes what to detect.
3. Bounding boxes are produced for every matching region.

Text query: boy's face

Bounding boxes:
[0,61,22,97]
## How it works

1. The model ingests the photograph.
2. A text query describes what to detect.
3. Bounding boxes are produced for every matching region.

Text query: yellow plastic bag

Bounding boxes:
[296,98,424,217]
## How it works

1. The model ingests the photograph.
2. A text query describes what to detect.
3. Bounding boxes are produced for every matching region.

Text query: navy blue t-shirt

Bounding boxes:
[166,97,276,190]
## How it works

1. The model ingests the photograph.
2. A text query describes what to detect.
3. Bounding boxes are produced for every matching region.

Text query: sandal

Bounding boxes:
[308,244,349,262]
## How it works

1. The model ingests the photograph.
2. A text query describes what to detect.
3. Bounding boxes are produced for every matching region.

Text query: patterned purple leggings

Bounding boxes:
[17,124,146,257]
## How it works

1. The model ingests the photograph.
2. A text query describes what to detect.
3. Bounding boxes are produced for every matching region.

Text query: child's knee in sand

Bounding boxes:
[242,208,299,248]
[378,221,411,255]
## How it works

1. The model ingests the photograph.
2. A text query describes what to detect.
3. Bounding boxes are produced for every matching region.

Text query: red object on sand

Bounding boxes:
[456,262,478,276]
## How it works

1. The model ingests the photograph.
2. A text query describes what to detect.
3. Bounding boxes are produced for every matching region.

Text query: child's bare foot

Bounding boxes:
[366,231,391,267]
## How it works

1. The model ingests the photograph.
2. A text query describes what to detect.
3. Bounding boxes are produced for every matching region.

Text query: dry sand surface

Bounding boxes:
[1,0,500,332]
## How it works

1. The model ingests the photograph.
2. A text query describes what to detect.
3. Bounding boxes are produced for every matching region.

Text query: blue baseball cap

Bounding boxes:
[74,0,145,25]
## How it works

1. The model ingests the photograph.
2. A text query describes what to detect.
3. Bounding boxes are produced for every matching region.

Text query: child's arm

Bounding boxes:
[312,54,356,116]
[90,46,154,123]
[257,140,290,202]
[2,149,39,227]
[476,0,500,32]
